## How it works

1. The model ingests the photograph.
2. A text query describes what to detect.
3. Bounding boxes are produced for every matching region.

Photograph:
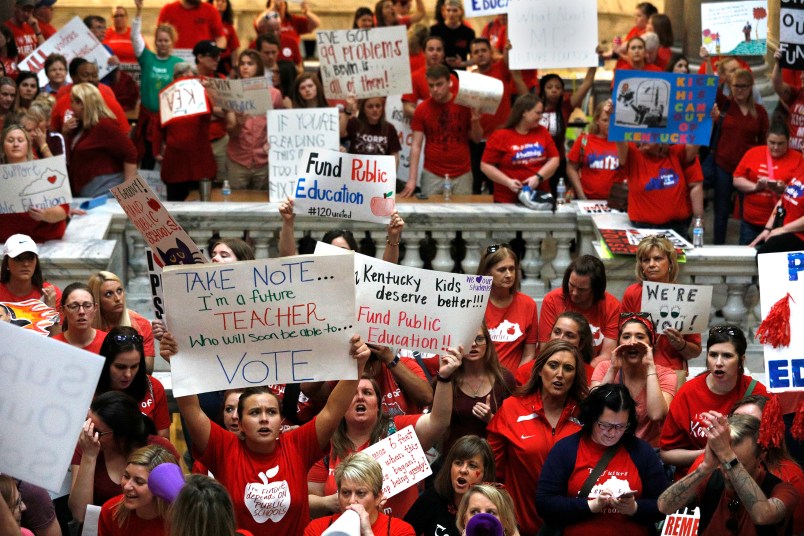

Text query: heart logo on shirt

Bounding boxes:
[244,466,290,524]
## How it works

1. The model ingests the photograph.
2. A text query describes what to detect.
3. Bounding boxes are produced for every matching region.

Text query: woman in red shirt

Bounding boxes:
[515,312,595,386]
[53,282,108,354]
[567,101,622,200]
[751,170,804,254]
[0,233,60,308]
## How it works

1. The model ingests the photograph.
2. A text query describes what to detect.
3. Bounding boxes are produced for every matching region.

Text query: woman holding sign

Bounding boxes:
[159,331,372,536]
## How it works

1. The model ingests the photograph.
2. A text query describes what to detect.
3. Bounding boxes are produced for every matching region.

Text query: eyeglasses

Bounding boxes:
[64,302,95,311]
[732,84,751,89]
[96,430,113,437]
[473,335,487,345]
[726,498,741,533]
[710,326,739,337]
[486,244,512,255]
[113,334,143,344]
[596,420,629,432]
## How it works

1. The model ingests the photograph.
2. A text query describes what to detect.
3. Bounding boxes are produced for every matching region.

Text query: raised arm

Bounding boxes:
[131,0,146,58]
[368,345,433,407]
[278,197,298,257]
[772,49,792,102]
[413,347,462,450]
[407,0,426,24]
[68,419,103,522]
[570,67,597,109]
[658,443,716,514]
[400,130,424,198]
[382,210,404,264]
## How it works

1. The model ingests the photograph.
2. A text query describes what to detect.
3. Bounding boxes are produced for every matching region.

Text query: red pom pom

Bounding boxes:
[759,395,785,449]
[756,293,795,348]
[792,402,804,442]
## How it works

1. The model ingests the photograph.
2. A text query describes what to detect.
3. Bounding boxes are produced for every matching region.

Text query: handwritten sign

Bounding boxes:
[205,77,273,115]
[661,508,700,536]
[0,299,59,334]
[610,71,717,145]
[19,17,115,86]
[576,201,619,215]
[110,175,208,268]
[0,322,103,491]
[317,27,412,99]
[701,1,767,56]
[464,0,508,18]
[758,251,804,392]
[454,71,503,115]
[267,108,340,201]
[316,242,492,353]
[594,222,692,256]
[162,254,357,396]
[386,95,423,184]
[159,78,209,126]
[362,426,432,498]
[293,148,396,224]
[641,282,712,334]
[0,155,70,215]
[508,0,599,69]
[781,0,804,69]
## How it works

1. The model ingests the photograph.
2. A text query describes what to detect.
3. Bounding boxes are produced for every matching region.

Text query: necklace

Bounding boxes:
[462,374,489,398]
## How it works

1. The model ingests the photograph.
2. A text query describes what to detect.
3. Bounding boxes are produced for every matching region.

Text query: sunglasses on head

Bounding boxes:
[486,244,512,255]
[113,334,143,344]
[710,325,739,337]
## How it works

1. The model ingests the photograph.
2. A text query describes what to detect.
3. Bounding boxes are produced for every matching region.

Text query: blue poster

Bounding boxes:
[609,71,718,146]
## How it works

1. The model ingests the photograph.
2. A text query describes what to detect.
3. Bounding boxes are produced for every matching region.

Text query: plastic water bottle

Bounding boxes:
[556,178,567,205]
[693,217,704,248]
[443,174,452,201]
[222,179,231,201]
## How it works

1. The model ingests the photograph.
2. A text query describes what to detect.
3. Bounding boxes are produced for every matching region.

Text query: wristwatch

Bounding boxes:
[723,458,739,471]
[386,355,400,369]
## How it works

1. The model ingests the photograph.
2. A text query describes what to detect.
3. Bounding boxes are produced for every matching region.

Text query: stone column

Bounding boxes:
[664,0,685,49]
[682,0,703,58]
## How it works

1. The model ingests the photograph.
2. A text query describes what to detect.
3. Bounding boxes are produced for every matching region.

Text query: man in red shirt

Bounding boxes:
[157,0,226,51]
[402,35,448,119]
[33,0,57,39]
[403,64,483,198]
[5,0,46,61]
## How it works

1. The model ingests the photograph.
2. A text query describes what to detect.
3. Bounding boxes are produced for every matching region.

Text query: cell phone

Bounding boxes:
[64,109,74,122]
[415,192,429,200]
[619,492,635,499]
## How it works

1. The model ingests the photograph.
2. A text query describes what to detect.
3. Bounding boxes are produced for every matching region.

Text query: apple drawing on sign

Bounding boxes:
[244,466,291,523]
[147,198,161,211]
[370,191,395,217]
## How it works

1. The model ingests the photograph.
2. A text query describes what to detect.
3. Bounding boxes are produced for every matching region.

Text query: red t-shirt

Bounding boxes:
[104,28,137,64]
[4,20,38,60]
[713,93,768,173]
[401,67,458,104]
[140,376,170,432]
[157,1,224,49]
[53,329,108,354]
[567,133,622,200]
[625,144,699,224]
[659,373,768,476]
[411,97,473,176]
[733,146,803,226]
[0,281,61,305]
[482,126,559,203]
[0,210,68,243]
[198,418,323,536]
[99,494,166,536]
[564,436,649,536]
[539,289,621,357]
[620,282,702,371]
[305,511,415,536]
[279,14,313,46]
[783,87,804,151]
[486,392,581,535]
[307,415,421,518]
[129,309,155,358]
[781,176,804,242]
[484,292,539,373]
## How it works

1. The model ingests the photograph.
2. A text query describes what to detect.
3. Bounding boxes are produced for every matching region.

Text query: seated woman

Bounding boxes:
[53,283,107,353]
[536,384,668,536]
[305,452,415,535]
[659,325,768,478]
[592,313,676,447]
[404,436,494,536]
[566,101,622,201]
[167,474,252,536]
[69,391,178,523]
[98,445,177,535]
[0,234,60,308]
[89,271,155,372]
[516,311,595,386]
[20,100,65,159]
[455,483,520,536]
[97,326,171,438]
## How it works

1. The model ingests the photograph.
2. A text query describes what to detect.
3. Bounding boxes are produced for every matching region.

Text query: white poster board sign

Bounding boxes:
[19,17,115,86]
[385,95,423,184]
[206,77,273,115]
[159,78,209,126]
[701,1,768,56]
[162,254,358,396]
[82,505,102,536]
[780,0,804,69]
[0,322,103,491]
[139,169,167,201]
[508,0,599,69]
[0,155,70,215]
[454,71,504,115]
[293,148,396,224]
[268,107,340,201]
[362,426,432,498]
[317,27,412,99]
[758,251,804,392]
[464,0,509,18]
[641,282,712,334]
[661,507,700,536]
[110,175,209,267]
[576,201,619,215]
[316,242,492,353]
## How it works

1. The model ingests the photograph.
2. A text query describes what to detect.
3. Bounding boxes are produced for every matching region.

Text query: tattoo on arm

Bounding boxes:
[660,468,708,512]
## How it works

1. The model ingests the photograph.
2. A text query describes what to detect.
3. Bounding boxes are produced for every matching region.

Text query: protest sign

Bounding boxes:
[609,71,717,145]
[576,201,620,215]
[385,95,423,184]
[293,148,396,224]
[139,169,167,200]
[781,0,804,69]
[641,282,712,334]
[162,254,358,396]
[0,155,70,215]
[362,426,432,498]
[205,77,273,115]
[0,322,103,491]
[454,71,503,115]
[19,17,115,86]
[268,108,340,201]
[464,0,508,18]
[758,251,804,392]
[83,506,102,536]
[159,78,209,126]
[701,1,767,56]
[508,0,599,69]
[316,242,492,353]
[0,299,59,334]
[661,507,700,536]
[592,217,692,256]
[110,175,208,267]
[317,26,412,99]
